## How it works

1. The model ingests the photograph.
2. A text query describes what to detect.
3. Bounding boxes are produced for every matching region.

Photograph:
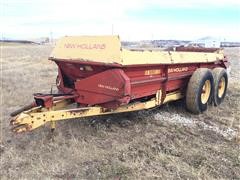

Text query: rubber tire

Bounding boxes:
[212,68,228,106]
[186,68,214,114]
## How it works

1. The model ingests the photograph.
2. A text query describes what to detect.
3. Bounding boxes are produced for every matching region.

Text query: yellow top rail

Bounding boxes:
[50,36,224,65]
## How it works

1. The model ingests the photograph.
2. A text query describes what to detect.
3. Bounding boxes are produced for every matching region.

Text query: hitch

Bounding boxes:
[10,93,77,133]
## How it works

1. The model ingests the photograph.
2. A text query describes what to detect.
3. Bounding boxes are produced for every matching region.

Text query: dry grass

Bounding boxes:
[0,45,240,179]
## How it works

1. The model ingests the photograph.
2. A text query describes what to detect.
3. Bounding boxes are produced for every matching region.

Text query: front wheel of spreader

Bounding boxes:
[186,68,214,114]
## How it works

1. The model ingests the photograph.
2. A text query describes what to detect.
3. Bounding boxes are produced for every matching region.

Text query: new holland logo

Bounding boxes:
[64,43,106,50]
[168,67,189,73]
[98,84,119,91]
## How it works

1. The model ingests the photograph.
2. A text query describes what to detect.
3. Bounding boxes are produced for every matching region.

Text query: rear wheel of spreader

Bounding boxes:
[186,68,213,114]
[212,68,228,106]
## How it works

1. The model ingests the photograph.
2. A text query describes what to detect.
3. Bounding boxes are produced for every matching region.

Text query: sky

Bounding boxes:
[0,0,240,41]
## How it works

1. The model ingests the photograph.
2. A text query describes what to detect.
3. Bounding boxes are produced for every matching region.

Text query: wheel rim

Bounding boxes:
[218,77,226,98]
[201,80,211,104]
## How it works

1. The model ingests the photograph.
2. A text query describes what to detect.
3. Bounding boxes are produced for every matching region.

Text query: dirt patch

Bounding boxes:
[1,45,239,179]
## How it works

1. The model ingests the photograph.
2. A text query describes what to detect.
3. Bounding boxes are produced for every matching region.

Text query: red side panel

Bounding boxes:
[54,58,228,109]
[74,69,130,107]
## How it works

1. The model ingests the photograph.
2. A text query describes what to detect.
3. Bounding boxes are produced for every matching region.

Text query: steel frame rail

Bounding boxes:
[10,91,182,133]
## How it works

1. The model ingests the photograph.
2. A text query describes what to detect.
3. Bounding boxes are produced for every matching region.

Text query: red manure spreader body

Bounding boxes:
[10,36,230,133]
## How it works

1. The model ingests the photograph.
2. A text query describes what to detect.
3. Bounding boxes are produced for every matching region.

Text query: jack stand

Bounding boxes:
[50,121,56,132]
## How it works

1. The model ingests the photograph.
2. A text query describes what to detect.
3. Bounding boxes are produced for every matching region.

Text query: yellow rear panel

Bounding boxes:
[50,36,122,64]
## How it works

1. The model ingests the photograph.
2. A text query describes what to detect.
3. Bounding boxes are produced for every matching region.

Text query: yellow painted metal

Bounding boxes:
[10,99,73,132]
[121,49,224,65]
[168,51,223,64]
[120,49,172,64]
[163,91,183,103]
[10,91,183,133]
[218,77,226,98]
[50,36,121,63]
[201,80,211,104]
[155,90,162,105]
[51,36,224,65]
[50,121,56,130]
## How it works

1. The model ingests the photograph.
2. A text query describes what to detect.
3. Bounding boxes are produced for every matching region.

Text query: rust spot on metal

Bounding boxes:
[68,108,89,113]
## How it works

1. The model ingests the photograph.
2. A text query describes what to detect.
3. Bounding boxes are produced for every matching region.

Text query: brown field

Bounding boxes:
[0,44,239,179]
